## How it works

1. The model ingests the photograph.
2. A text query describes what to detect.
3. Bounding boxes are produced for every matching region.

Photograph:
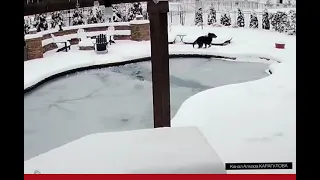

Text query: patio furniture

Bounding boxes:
[176,34,187,42]
[50,34,71,52]
[77,29,95,50]
[94,34,108,53]
[77,29,95,43]
[106,26,116,45]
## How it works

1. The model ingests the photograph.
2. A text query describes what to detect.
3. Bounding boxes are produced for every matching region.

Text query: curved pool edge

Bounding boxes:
[24,53,278,94]
[24,54,236,94]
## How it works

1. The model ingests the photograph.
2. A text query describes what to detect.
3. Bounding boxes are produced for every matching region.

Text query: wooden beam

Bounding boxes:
[147,1,170,128]
[24,0,150,16]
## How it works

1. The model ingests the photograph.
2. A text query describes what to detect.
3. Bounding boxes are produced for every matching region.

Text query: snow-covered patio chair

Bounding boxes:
[106,26,116,45]
[77,29,95,50]
[77,29,95,43]
[50,34,71,52]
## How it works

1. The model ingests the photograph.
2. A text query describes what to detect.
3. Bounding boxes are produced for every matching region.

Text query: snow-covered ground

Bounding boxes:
[24,26,296,173]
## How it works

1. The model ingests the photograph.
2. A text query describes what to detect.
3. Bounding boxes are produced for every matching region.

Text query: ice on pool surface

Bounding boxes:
[24,57,269,160]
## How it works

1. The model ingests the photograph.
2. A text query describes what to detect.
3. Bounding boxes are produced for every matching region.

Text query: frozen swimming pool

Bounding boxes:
[24,57,269,160]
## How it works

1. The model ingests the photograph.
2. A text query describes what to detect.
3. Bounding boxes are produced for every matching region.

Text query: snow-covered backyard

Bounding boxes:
[24,25,296,174]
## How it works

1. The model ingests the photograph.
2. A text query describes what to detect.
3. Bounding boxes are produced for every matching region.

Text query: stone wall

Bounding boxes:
[25,22,150,61]
[130,21,150,41]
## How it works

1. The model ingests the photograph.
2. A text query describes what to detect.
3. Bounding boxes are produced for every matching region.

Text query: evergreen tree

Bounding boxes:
[287,10,296,35]
[270,11,290,33]
[265,0,273,8]
[72,7,85,25]
[194,7,203,26]
[207,4,216,25]
[127,2,143,21]
[249,11,258,28]
[237,8,245,27]
[262,9,270,30]
[220,11,231,26]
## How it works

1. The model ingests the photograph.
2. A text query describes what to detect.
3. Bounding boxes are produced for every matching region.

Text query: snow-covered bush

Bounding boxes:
[220,11,231,26]
[127,2,143,21]
[287,10,296,35]
[270,11,290,33]
[72,8,85,26]
[87,6,104,24]
[50,12,64,29]
[34,14,48,32]
[24,20,31,34]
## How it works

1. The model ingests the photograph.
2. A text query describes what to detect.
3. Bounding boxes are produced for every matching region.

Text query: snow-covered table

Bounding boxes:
[24,127,226,174]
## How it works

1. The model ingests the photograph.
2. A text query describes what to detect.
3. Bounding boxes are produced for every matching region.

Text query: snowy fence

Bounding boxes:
[168,10,269,29]
[24,2,295,34]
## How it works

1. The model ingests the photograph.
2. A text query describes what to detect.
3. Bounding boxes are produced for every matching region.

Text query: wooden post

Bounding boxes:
[147,1,171,128]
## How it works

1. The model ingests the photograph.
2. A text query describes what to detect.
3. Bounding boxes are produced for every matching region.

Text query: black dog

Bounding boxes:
[193,33,217,48]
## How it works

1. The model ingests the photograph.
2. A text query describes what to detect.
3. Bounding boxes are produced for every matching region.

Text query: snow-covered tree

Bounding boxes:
[287,10,296,35]
[112,5,123,22]
[286,0,292,7]
[262,9,270,30]
[72,7,85,25]
[237,8,245,27]
[249,11,258,28]
[220,11,231,26]
[24,20,31,34]
[265,0,273,8]
[127,2,143,21]
[34,14,48,32]
[207,4,217,25]
[87,6,104,24]
[50,12,64,29]
[142,6,148,20]
[270,11,290,33]
[194,7,203,26]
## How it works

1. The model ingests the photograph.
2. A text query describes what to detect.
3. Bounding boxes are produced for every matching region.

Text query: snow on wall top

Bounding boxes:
[25,22,130,40]
[24,126,226,174]
[129,20,150,25]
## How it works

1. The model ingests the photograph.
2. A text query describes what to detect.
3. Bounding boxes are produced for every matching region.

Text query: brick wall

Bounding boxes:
[26,37,43,60]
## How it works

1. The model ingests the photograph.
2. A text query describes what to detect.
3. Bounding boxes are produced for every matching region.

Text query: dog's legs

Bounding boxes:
[198,43,203,48]
[205,44,207,48]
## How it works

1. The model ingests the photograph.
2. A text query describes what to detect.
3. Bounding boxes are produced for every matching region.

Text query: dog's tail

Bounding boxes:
[192,40,197,48]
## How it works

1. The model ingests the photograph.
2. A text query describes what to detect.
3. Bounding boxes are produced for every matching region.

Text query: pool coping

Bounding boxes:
[24,54,239,94]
